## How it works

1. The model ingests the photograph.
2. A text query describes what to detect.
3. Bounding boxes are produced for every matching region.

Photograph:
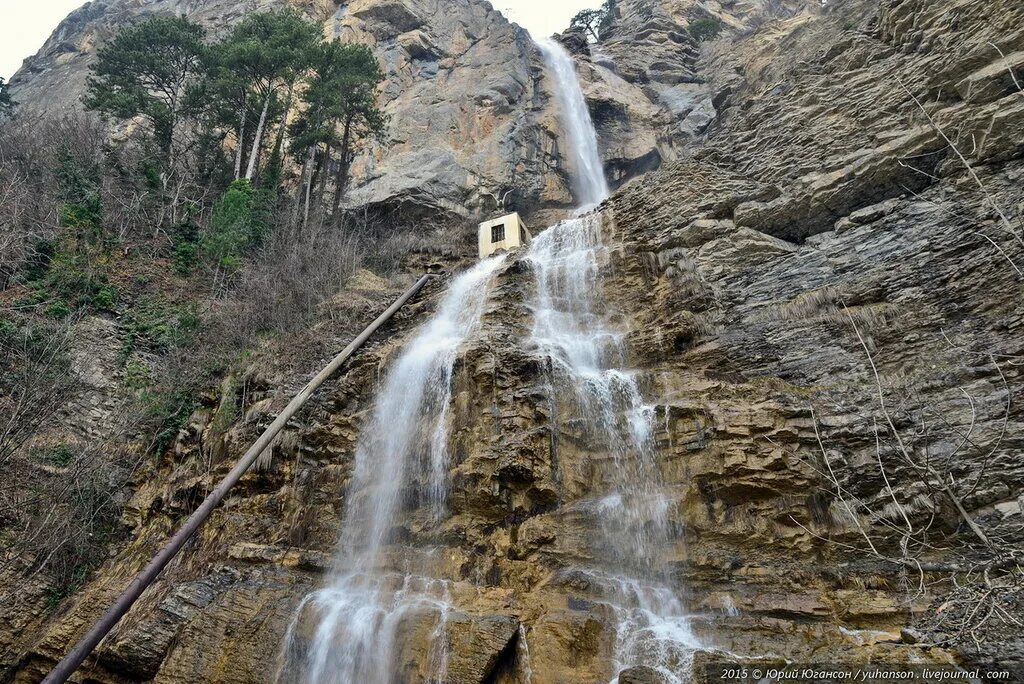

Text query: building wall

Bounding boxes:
[478,214,530,259]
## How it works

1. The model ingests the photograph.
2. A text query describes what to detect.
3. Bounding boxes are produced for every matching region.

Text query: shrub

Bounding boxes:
[46,300,72,319]
[31,452,124,605]
[137,384,199,455]
[55,144,104,244]
[689,17,722,42]
[32,248,115,313]
[202,179,272,269]
[23,239,56,283]
[31,444,76,467]
[0,319,77,466]
[171,219,202,276]
[123,358,152,390]
[173,241,200,275]
[123,298,201,353]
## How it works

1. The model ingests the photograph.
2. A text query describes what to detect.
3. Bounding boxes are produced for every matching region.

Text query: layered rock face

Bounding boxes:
[563,0,824,189]
[604,0,1024,665]
[5,0,1024,681]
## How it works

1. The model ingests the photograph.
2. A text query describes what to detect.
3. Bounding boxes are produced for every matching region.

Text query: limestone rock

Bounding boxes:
[5,0,1024,681]
[619,665,669,684]
[444,613,519,683]
[7,0,568,222]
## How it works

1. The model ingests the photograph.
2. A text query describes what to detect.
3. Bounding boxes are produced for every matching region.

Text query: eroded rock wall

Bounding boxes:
[4,0,1024,681]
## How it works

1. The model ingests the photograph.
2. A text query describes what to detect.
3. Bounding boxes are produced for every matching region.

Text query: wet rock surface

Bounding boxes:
[3,0,1024,681]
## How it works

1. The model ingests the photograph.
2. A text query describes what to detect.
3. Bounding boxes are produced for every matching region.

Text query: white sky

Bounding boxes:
[0,0,599,80]
[495,0,599,40]
[1,0,88,79]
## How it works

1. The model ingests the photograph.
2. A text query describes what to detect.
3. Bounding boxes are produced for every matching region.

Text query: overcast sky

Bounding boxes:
[0,0,598,80]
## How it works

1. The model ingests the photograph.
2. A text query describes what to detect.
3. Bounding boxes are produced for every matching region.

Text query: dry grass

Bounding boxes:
[756,285,900,332]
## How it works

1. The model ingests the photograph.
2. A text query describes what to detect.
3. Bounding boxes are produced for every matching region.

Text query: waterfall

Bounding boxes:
[281,32,694,684]
[530,38,699,683]
[281,255,506,684]
[525,213,699,683]
[537,38,611,208]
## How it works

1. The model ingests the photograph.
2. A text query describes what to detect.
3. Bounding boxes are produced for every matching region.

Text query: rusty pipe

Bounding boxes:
[43,273,436,683]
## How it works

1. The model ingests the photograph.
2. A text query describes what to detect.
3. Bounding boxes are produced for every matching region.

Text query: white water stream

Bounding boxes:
[283,34,696,684]
[536,38,610,208]
[281,256,506,683]
[530,38,699,682]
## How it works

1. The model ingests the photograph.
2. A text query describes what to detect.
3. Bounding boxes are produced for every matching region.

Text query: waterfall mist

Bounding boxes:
[532,37,699,683]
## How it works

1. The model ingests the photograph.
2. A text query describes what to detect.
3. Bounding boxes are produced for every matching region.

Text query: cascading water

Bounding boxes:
[536,38,610,208]
[532,37,699,682]
[280,256,506,684]
[281,32,694,684]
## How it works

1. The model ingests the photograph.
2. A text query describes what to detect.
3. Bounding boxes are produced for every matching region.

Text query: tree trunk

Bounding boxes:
[234,93,248,180]
[302,146,316,229]
[331,115,355,215]
[290,146,312,229]
[245,91,273,181]
[272,82,295,161]
[315,146,332,204]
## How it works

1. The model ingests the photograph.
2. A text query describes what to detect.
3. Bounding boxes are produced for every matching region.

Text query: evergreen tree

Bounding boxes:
[0,77,15,117]
[84,15,206,163]
[209,9,320,182]
[202,178,270,273]
[569,0,618,41]
[290,40,386,222]
[569,9,605,41]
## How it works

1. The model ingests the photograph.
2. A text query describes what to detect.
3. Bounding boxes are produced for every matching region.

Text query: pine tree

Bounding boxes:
[569,1,618,41]
[208,9,320,182]
[569,9,605,41]
[84,15,206,163]
[290,41,387,222]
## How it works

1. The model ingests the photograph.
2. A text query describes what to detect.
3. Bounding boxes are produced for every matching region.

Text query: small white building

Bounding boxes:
[478,212,532,259]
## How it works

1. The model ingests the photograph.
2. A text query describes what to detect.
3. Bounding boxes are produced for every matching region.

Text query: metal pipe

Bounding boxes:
[43,273,436,683]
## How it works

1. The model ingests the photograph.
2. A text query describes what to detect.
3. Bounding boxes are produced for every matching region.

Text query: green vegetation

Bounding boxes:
[0,317,76,466]
[55,144,103,241]
[122,298,200,353]
[570,0,618,41]
[290,41,387,217]
[2,9,390,326]
[207,9,320,181]
[46,566,90,608]
[85,15,207,162]
[16,143,118,317]
[32,249,117,314]
[210,377,240,434]
[0,8,395,606]
[45,300,72,319]
[688,17,723,42]
[31,444,76,467]
[0,76,14,116]
[36,465,122,607]
[203,179,272,270]
[82,10,387,233]
[137,384,200,455]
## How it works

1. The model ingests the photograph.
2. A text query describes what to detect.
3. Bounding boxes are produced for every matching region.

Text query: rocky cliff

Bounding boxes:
[4,0,1024,681]
[7,0,679,225]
